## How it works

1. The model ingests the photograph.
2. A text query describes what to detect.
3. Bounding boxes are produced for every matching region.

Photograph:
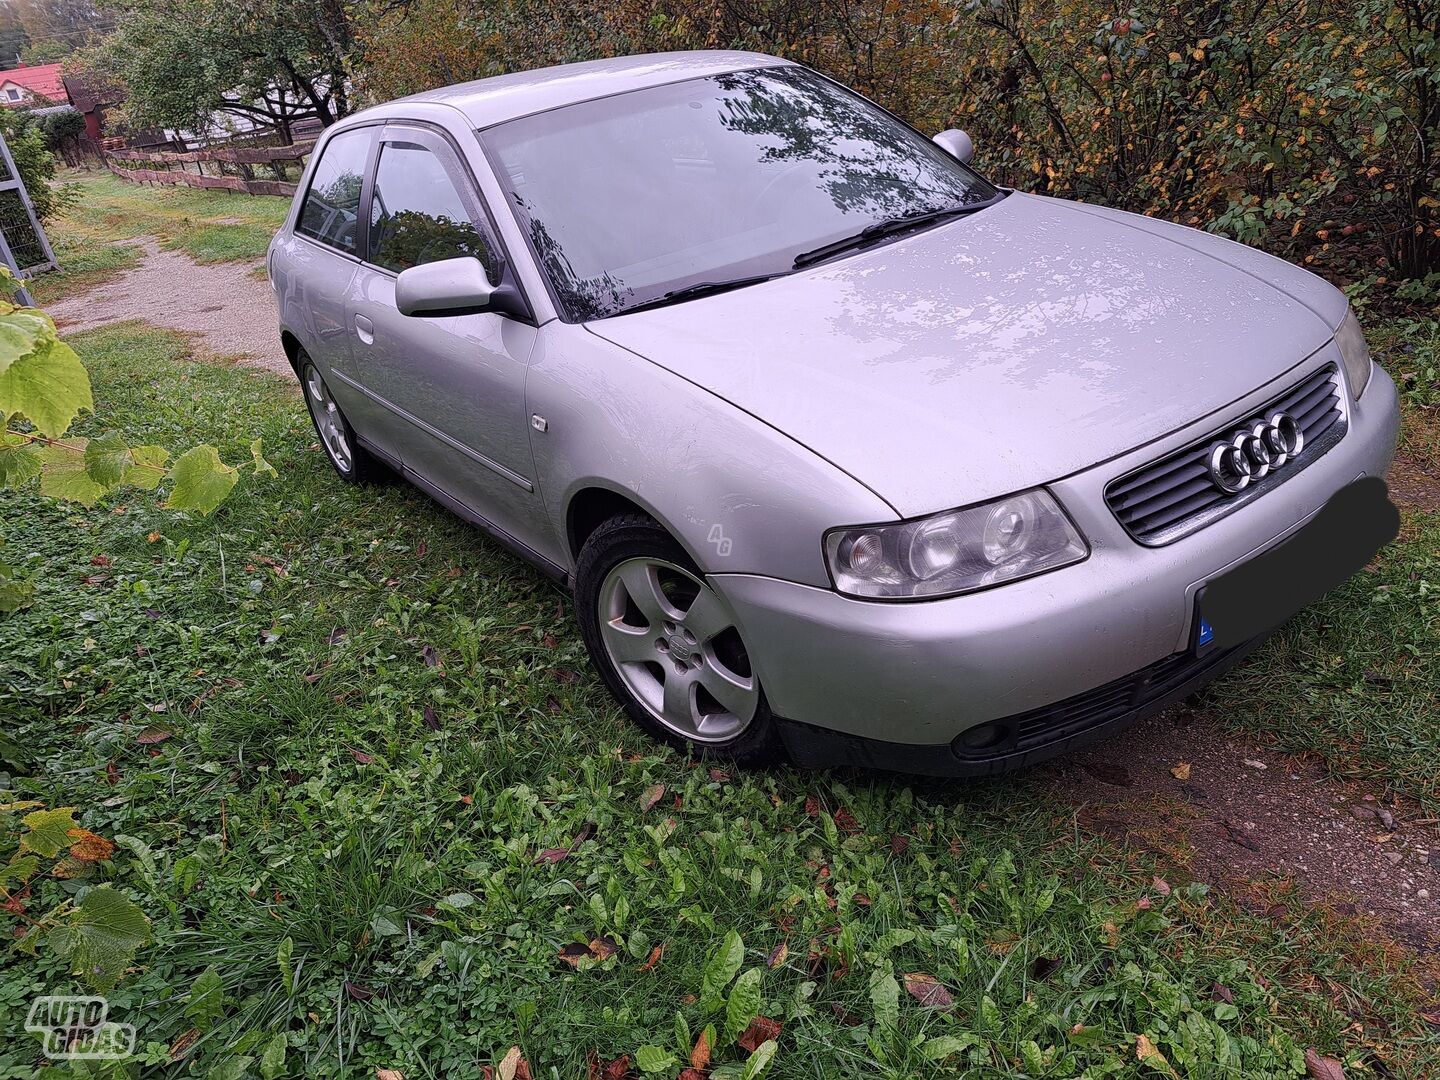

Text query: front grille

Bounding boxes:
[1106,365,1345,544]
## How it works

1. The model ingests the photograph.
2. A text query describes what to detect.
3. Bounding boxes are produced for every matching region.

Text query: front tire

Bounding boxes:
[575,514,784,768]
[298,353,382,484]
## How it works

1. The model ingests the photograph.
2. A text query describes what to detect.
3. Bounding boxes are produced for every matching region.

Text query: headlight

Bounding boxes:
[824,489,1088,600]
[1335,308,1372,399]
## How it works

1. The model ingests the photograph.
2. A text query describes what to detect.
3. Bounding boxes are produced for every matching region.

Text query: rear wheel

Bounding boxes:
[576,514,784,767]
[299,353,381,484]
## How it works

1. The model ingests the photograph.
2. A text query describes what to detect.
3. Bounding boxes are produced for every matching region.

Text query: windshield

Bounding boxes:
[482,66,999,320]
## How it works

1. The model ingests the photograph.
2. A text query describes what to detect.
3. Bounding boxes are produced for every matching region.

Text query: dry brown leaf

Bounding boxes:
[1303,1049,1345,1080]
[901,972,955,1008]
[1170,762,1191,781]
[589,935,619,960]
[376,1070,406,1080]
[640,783,666,812]
[497,1046,531,1080]
[558,943,593,967]
[638,944,665,971]
[737,1016,782,1053]
[66,828,116,862]
[1136,1034,1176,1076]
[169,1028,200,1060]
[690,1028,711,1070]
[349,747,374,765]
[766,942,788,968]
[135,725,172,744]
[1152,876,1171,897]
[598,1055,631,1080]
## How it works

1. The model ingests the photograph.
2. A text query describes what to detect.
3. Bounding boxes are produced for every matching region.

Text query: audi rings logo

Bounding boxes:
[1206,413,1304,494]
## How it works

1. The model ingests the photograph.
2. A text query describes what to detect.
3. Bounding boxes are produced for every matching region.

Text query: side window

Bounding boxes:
[296,128,372,254]
[368,142,499,280]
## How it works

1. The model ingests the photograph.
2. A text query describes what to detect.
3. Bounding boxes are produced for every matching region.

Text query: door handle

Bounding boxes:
[354,314,374,345]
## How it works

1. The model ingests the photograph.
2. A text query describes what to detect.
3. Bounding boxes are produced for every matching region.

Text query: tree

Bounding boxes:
[81,0,357,138]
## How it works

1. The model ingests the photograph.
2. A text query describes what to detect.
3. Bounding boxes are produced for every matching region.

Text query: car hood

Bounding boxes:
[588,192,1339,518]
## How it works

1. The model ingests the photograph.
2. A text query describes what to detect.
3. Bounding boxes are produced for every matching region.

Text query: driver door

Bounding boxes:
[346,123,548,558]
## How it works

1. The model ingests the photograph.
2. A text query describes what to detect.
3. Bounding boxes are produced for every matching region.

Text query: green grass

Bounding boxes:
[2,326,1438,1078]
[30,170,288,301]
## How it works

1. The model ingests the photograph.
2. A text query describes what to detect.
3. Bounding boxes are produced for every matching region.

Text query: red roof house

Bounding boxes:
[0,63,67,108]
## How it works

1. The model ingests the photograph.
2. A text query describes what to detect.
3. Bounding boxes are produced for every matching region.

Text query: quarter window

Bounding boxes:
[368,143,497,279]
[297,128,372,254]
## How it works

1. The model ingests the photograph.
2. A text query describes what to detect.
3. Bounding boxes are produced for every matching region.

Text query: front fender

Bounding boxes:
[527,324,895,586]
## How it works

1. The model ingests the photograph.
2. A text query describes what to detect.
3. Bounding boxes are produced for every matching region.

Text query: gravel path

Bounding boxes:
[47,237,290,376]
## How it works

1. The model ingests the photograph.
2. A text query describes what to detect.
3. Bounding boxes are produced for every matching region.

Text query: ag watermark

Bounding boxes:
[25,996,136,1060]
[707,524,733,557]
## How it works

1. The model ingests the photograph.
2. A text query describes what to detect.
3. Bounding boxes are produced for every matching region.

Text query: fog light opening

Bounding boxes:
[958,722,1010,752]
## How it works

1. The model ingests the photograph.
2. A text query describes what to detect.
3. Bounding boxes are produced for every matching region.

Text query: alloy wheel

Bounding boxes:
[597,556,758,743]
[303,365,353,473]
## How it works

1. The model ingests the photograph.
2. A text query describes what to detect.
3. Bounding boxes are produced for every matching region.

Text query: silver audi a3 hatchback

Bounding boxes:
[269,50,1400,775]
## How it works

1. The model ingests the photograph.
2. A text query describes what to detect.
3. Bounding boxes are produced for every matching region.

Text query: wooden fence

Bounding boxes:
[105,140,316,197]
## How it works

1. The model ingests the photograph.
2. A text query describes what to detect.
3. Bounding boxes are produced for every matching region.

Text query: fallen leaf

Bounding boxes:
[707,767,732,782]
[416,540,428,557]
[1303,1050,1345,1080]
[766,942,788,968]
[376,1070,405,1080]
[832,807,861,834]
[1152,876,1171,897]
[1170,762,1191,781]
[638,944,665,971]
[589,935,619,960]
[1211,982,1234,1004]
[1136,1034,1175,1074]
[349,747,374,765]
[558,943,592,967]
[690,1028,711,1070]
[67,829,116,862]
[422,705,441,731]
[640,784,666,812]
[1243,758,1268,770]
[902,972,954,1008]
[146,531,162,543]
[105,762,120,786]
[497,1046,531,1080]
[422,645,441,668]
[328,627,348,645]
[804,795,822,817]
[889,833,910,855]
[135,725,172,744]
[169,1028,200,1060]
[344,981,373,1001]
[678,1071,706,1080]
[598,1055,631,1080]
[737,1016,782,1053]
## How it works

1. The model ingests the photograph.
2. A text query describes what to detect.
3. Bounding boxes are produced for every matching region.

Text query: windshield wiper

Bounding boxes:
[792,196,1005,269]
[618,273,786,316]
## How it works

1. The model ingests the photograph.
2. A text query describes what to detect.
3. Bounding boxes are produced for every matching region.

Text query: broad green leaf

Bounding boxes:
[185,965,225,1029]
[123,444,170,490]
[277,936,294,994]
[259,1031,287,1079]
[921,1035,976,1060]
[673,1010,691,1058]
[166,445,238,515]
[249,437,277,477]
[208,1056,253,1080]
[0,573,34,612]
[739,1039,777,1080]
[700,929,745,1012]
[173,854,202,895]
[0,338,93,438]
[0,432,41,488]
[53,885,150,991]
[724,967,763,1045]
[20,806,78,856]
[83,433,133,488]
[1,852,39,886]
[869,967,900,1031]
[39,441,107,505]
[0,310,55,374]
[634,1045,677,1074]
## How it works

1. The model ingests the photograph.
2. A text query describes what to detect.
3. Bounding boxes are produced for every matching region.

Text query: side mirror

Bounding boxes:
[396,256,500,318]
[933,128,974,165]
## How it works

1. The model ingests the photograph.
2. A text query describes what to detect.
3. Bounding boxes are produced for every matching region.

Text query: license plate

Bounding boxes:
[1195,615,1214,650]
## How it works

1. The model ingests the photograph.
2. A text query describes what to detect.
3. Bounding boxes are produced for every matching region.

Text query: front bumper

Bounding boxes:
[713,355,1399,774]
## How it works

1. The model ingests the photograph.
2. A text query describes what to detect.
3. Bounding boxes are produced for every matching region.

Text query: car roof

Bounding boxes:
[353,50,791,130]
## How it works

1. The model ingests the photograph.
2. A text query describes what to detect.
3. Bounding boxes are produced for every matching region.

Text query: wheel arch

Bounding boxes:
[564,483,711,572]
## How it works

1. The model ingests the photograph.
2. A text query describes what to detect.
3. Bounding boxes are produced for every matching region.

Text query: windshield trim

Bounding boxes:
[476,66,1003,324]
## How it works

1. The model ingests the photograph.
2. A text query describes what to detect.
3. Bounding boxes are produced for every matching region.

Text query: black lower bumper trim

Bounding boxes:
[777,633,1267,778]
